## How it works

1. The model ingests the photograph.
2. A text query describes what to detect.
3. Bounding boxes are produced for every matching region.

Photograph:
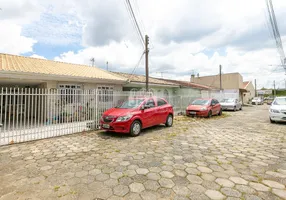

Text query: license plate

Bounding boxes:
[102,124,110,129]
[189,111,196,115]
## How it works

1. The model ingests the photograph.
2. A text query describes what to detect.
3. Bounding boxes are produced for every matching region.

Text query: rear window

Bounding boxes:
[157,98,167,106]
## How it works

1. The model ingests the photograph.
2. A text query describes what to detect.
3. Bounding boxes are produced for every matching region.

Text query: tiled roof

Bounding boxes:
[243,81,250,89]
[158,79,217,90]
[112,72,179,86]
[0,53,126,82]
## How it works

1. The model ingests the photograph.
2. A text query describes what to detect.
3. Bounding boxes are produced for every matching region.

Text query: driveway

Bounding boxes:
[0,105,285,200]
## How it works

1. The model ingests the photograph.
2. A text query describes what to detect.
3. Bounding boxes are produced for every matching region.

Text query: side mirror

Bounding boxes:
[140,105,145,110]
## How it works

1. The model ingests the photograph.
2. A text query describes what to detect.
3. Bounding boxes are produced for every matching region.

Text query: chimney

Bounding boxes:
[191,74,195,82]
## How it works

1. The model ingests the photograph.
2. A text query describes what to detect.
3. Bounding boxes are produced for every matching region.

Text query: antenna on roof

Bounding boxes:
[90,58,95,67]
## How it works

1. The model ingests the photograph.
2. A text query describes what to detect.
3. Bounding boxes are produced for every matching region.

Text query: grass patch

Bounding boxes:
[54,185,60,192]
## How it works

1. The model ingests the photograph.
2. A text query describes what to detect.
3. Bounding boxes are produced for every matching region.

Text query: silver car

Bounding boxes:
[269,96,286,123]
[220,98,242,111]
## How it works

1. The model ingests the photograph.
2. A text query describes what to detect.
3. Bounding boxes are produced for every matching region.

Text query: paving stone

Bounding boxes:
[159,178,175,188]
[104,178,119,187]
[129,182,145,193]
[136,168,149,175]
[140,191,157,200]
[174,170,187,177]
[143,180,160,191]
[249,182,270,192]
[113,185,129,197]
[261,180,285,189]
[160,171,174,178]
[221,187,242,198]
[146,172,161,181]
[235,185,256,194]
[197,166,213,173]
[229,176,248,185]
[185,167,200,175]
[272,189,286,199]
[201,173,216,181]
[75,170,88,178]
[187,184,206,193]
[186,175,203,184]
[110,172,123,179]
[119,176,133,186]
[96,173,110,181]
[215,178,235,188]
[172,185,190,196]
[205,190,225,200]
[124,193,142,200]
[89,169,101,176]
[244,194,262,200]
[40,166,52,171]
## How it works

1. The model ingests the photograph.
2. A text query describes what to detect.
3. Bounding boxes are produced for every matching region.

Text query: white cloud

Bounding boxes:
[0,22,37,54]
[30,54,46,59]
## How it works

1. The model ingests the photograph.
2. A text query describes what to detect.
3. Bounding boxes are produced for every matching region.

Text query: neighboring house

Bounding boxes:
[112,72,180,101]
[193,73,248,103]
[257,89,273,96]
[243,81,255,104]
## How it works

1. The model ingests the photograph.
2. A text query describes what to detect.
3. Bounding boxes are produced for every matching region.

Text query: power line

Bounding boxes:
[124,0,145,47]
[123,0,144,48]
[128,51,145,80]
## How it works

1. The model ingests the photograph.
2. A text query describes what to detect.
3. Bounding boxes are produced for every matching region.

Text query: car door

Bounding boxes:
[211,99,220,115]
[141,98,156,128]
[156,98,169,124]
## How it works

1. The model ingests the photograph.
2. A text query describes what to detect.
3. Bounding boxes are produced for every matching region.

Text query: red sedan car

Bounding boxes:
[100,97,174,136]
[186,98,222,118]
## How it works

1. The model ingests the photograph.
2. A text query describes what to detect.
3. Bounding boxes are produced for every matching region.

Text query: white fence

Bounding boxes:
[0,88,238,146]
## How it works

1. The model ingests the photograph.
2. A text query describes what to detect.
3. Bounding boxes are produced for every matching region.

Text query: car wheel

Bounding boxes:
[240,106,242,110]
[207,111,212,118]
[130,120,142,137]
[270,118,275,123]
[165,114,173,127]
[218,109,222,116]
[233,106,236,112]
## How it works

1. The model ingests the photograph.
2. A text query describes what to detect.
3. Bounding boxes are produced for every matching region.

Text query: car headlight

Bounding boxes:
[200,107,207,111]
[116,114,133,122]
[270,109,280,113]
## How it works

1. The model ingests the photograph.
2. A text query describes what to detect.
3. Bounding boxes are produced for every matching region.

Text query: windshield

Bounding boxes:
[192,99,210,105]
[273,98,286,105]
[221,99,234,103]
[116,99,144,109]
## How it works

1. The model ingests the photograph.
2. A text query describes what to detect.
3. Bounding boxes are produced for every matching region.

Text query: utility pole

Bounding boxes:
[255,79,257,97]
[274,80,276,97]
[106,61,109,71]
[90,58,95,67]
[219,65,222,90]
[145,35,149,91]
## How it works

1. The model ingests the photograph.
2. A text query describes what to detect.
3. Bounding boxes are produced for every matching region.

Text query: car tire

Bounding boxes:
[130,120,142,137]
[240,106,242,110]
[207,111,212,118]
[270,118,275,123]
[218,109,222,116]
[233,106,236,112]
[165,114,173,127]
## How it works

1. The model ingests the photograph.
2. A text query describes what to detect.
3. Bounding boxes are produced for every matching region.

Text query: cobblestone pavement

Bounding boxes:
[0,105,286,200]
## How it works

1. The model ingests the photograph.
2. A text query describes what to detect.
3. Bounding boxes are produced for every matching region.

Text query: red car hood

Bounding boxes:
[103,108,137,117]
[187,105,208,111]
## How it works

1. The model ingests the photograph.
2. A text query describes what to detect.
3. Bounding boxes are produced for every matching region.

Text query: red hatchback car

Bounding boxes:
[100,97,174,136]
[186,98,222,118]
